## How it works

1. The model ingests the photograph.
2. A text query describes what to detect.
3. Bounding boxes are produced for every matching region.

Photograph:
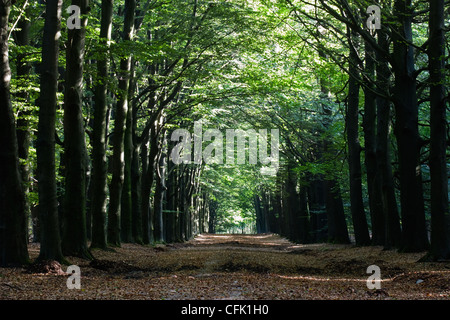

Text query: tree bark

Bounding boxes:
[131,141,143,244]
[298,182,310,243]
[62,0,92,259]
[325,178,350,244]
[346,28,371,246]
[36,0,65,262]
[208,199,217,234]
[14,3,32,243]
[153,137,166,242]
[90,0,113,250]
[392,0,428,252]
[120,62,134,243]
[426,0,450,260]
[141,124,159,244]
[308,178,327,242]
[284,165,298,242]
[375,29,401,249]
[254,195,264,234]
[107,0,136,246]
[0,0,29,266]
[363,40,385,245]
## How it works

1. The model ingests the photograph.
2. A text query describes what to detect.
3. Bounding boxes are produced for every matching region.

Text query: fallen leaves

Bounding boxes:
[0,234,449,300]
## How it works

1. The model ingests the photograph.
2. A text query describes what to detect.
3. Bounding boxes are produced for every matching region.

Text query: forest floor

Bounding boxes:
[1,233,450,300]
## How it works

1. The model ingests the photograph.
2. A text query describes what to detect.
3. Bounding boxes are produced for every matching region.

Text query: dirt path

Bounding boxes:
[1,233,449,300]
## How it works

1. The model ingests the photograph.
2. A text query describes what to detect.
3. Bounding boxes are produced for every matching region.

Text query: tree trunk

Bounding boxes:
[208,199,217,234]
[36,0,65,262]
[392,0,428,252]
[121,57,138,243]
[14,4,32,243]
[426,0,450,260]
[154,138,167,242]
[298,182,310,243]
[375,30,401,249]
[140,139,150,244]
[346,28,371,246]
[274,188,284,237]
[131,141,143,244]
[363,40,385,245]
[254,195,264,234]
[107,0,136,246]
[261,191,271,233]
[90,0,113,250]
[308,178,327,242]
[284,165,298,242]
[0,0,29,266]
[325,178,350,244]
[141,124,159,244]
[62,0,92,260]
[120,84,133,243]
[165,145,176,242]
[180,168,187,240]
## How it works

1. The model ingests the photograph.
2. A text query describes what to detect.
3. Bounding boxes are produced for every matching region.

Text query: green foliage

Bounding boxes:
[6,0,447,240]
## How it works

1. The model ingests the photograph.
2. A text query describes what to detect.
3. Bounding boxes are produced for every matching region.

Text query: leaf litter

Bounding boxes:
[1,233,449,300]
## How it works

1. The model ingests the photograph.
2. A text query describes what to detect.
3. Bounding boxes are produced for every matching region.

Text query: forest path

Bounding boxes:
[2,234,449,300]
[181,233,304,252]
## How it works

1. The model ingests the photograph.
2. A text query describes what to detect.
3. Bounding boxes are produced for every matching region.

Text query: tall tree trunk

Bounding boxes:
[284,164,298,242]
[275,187,284,237]
[107,0,136,246]
[14,3,32,243]
[141,124,159,244]
[179,167,187,240]
[131,141,143,244]
[426,0,450,261]
[90,0,113,250]
[164,142,174,242]
[36,0,65,262]
[153,137,166,243]
[266,192,278,234]
[392,0,428,252]
[346,28,371,245]
[62,0,92,259]
[254,195,264,234]
[0,0,29,266]
[260,191,270,233]
[140,139,150,244]
[363,40,385,245]
[376,29,401,249]
[120,65,134,243]
[298,182,310,243]
[208,199,217,234]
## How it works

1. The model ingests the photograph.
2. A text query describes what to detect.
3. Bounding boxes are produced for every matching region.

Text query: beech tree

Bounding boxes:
[90,0,113,250]
[36,0,65,262]
[0,0,29,266]
[427,0,450,261]
[107,0,136,247]
[62,0,92,259]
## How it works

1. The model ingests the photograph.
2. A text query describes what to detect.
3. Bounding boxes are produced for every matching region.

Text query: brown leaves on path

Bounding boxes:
[1,233,449,300]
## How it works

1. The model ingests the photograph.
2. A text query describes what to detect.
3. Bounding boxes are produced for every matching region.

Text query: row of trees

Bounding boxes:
[1,0,262,265]
[250,0,449,261]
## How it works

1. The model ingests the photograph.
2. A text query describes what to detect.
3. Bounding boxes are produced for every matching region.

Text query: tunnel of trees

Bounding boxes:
[0,0,449,267]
